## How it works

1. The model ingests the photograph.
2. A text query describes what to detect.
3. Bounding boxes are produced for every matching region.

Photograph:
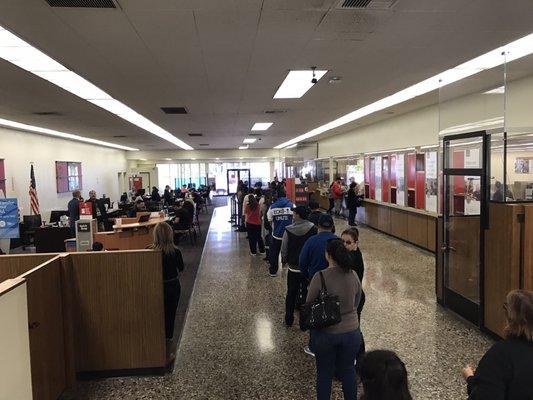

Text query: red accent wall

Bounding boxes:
[285,178,296,203]
[382,156,389,202]
[407,153,416,189]
[390,155,397,187]
[415,154,425,209]
[369,158,376,199]
[0,159,5,195]
[452,150,465,214]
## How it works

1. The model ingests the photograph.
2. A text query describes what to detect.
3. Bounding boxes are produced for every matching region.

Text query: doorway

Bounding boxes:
[442,131,489,325]
[226,169,250,195]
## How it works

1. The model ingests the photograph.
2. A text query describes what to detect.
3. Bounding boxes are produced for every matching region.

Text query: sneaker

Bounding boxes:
[269,273,277,277]
[303,345,315,357]
[250,252,257,256]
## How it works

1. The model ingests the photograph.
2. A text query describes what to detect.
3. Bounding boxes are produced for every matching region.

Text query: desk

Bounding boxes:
[34,227,72,253]
[94,217,170,250]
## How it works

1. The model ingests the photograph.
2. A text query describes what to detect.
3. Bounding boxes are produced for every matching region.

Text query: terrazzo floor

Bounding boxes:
[66,204,494,399]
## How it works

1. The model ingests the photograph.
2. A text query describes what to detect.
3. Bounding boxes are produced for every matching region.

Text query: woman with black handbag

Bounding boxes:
[306,239,362,400]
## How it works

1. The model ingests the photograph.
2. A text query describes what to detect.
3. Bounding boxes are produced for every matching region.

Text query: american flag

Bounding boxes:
[29,164,40,215]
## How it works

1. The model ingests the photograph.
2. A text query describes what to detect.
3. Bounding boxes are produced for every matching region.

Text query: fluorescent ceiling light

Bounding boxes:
[238,145,249,150]
[286,144,297,149]
[243,138,257,144]
[483,86,505,94]
[275,33,533,149]
[251,122,273,131]
[164,158,172,161]
[0,117,138,151]
[139,158,147,161]
[273,70,328,99]
[0,25,193,150]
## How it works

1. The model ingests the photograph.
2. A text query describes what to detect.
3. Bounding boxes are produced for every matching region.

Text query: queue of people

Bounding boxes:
[236,179,533,400]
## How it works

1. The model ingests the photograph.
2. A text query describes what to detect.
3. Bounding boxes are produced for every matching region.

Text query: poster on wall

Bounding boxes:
[0,198,20,239]
[514,157,533,174]
[425,152,438,212]
[375,156,382,201]
[396,154,405,205]
[464,148,480,169]
[464,176,481,215]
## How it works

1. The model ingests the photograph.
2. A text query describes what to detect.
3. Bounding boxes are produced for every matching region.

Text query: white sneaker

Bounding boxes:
[269,273,277,277]
[250,252,257,256]
[303,345,315,357]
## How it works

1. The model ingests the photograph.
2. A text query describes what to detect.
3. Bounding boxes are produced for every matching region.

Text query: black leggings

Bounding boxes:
[164,279,181,339]
[246,223,265,254]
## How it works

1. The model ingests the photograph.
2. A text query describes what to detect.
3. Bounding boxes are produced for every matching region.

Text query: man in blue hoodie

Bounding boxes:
[299,214,338,279]
[266,189,293,276]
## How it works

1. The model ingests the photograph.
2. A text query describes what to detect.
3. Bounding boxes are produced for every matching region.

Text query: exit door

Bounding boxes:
[227,169,251,195]
[442,131,489,325]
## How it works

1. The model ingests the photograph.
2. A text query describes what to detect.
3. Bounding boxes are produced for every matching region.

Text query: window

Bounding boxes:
[0,159,5,196]
[56,161,82,193]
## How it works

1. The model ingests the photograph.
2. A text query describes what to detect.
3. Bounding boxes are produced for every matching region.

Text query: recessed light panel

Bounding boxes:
[273,70,328,99]
[0,25,193,150]
[0,117,138,151]
[238,145,249,150]
[243,138,257,144]
[251,122,273,131]
[275,33,533,149]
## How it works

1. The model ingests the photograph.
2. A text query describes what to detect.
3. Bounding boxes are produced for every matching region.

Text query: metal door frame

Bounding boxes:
[442,130,490,326]
[226,169,251,195]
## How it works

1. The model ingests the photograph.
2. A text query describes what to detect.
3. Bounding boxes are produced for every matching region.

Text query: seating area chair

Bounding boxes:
[21,214,42,249]
[174,224,197,245]
[193,212,201,235]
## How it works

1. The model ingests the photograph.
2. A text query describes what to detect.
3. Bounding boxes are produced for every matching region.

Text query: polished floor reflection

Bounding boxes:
[67,204,494,399]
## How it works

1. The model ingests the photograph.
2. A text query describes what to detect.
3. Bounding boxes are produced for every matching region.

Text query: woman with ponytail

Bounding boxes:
[306,238,362,400]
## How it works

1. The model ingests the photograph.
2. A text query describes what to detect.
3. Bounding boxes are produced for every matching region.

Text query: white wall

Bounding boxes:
[318,105,440,158]
[0,127,128,220]
[0,281,32,400]
[317,72,533,158]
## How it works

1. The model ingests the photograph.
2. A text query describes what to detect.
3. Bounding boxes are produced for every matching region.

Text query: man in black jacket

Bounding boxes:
[281,206,318,326]
[67,190,82,237]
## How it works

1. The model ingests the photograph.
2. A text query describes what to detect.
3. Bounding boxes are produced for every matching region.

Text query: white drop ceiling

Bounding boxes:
[0,0,532,150]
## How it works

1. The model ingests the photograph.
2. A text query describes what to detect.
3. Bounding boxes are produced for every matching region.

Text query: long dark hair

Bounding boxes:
[248,194,258,211]
[326,239,352,273]
[360,350,412,400]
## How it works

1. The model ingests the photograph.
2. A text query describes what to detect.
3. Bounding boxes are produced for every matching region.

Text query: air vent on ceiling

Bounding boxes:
[199,143,209,146]
[264,109,287,114]
[161,107,188,114]
[188,133,203,137]
[340,0,371,8]
[249,132,263,136]
[113,135,127,138]
[44,0,116,7]
[338,0,397,9]
[33,111,62,116]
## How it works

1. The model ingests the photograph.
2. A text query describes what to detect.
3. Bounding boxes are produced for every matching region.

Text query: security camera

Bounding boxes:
[311,77,318,84]
[311,66,317,84]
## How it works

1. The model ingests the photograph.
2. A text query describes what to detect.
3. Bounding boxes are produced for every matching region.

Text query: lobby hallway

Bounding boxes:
[68,204,494,399]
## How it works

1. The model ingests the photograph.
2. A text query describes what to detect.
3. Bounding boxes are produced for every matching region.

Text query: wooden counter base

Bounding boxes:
[357,200,437,253]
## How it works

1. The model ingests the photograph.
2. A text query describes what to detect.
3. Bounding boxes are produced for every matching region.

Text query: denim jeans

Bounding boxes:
[246,223,265,254]
[310,329,361,400]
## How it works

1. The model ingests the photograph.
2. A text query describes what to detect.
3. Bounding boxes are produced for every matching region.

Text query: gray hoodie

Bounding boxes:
[281,220,317,270]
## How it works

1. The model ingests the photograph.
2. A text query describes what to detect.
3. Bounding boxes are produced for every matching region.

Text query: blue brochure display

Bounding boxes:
[0,198,20,239]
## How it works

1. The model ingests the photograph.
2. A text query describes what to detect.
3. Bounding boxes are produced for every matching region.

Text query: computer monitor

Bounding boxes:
[49,210,69,224]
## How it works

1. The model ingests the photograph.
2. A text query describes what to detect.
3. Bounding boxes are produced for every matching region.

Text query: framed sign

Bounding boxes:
[0,198,20,239]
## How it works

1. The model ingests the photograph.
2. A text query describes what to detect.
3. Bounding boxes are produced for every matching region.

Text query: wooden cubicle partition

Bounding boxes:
[67,250,166,373]
[359,199,437,252]
[0,256,73,400]
[484,203,533,337]
[0,278,33,400]
[0,253,58,277]
[522,206,533,291]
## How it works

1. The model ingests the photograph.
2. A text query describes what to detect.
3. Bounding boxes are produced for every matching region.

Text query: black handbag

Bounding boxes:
[299,271,342,331]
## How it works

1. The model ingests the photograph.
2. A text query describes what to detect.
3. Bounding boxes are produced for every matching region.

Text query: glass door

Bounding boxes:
[442,131,489,325]
[226,169,251,195]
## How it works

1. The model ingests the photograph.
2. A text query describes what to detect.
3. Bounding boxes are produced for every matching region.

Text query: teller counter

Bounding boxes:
[94,217,170,250]
[357,199,437,253]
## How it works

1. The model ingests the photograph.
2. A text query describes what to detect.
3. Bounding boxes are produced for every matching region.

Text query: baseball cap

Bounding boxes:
[318,214,334,229]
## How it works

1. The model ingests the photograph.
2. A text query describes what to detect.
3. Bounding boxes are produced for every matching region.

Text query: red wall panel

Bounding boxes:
[382,156,389,202]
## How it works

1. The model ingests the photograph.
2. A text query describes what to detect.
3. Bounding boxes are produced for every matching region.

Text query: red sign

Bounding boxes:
[79,202,93,216]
